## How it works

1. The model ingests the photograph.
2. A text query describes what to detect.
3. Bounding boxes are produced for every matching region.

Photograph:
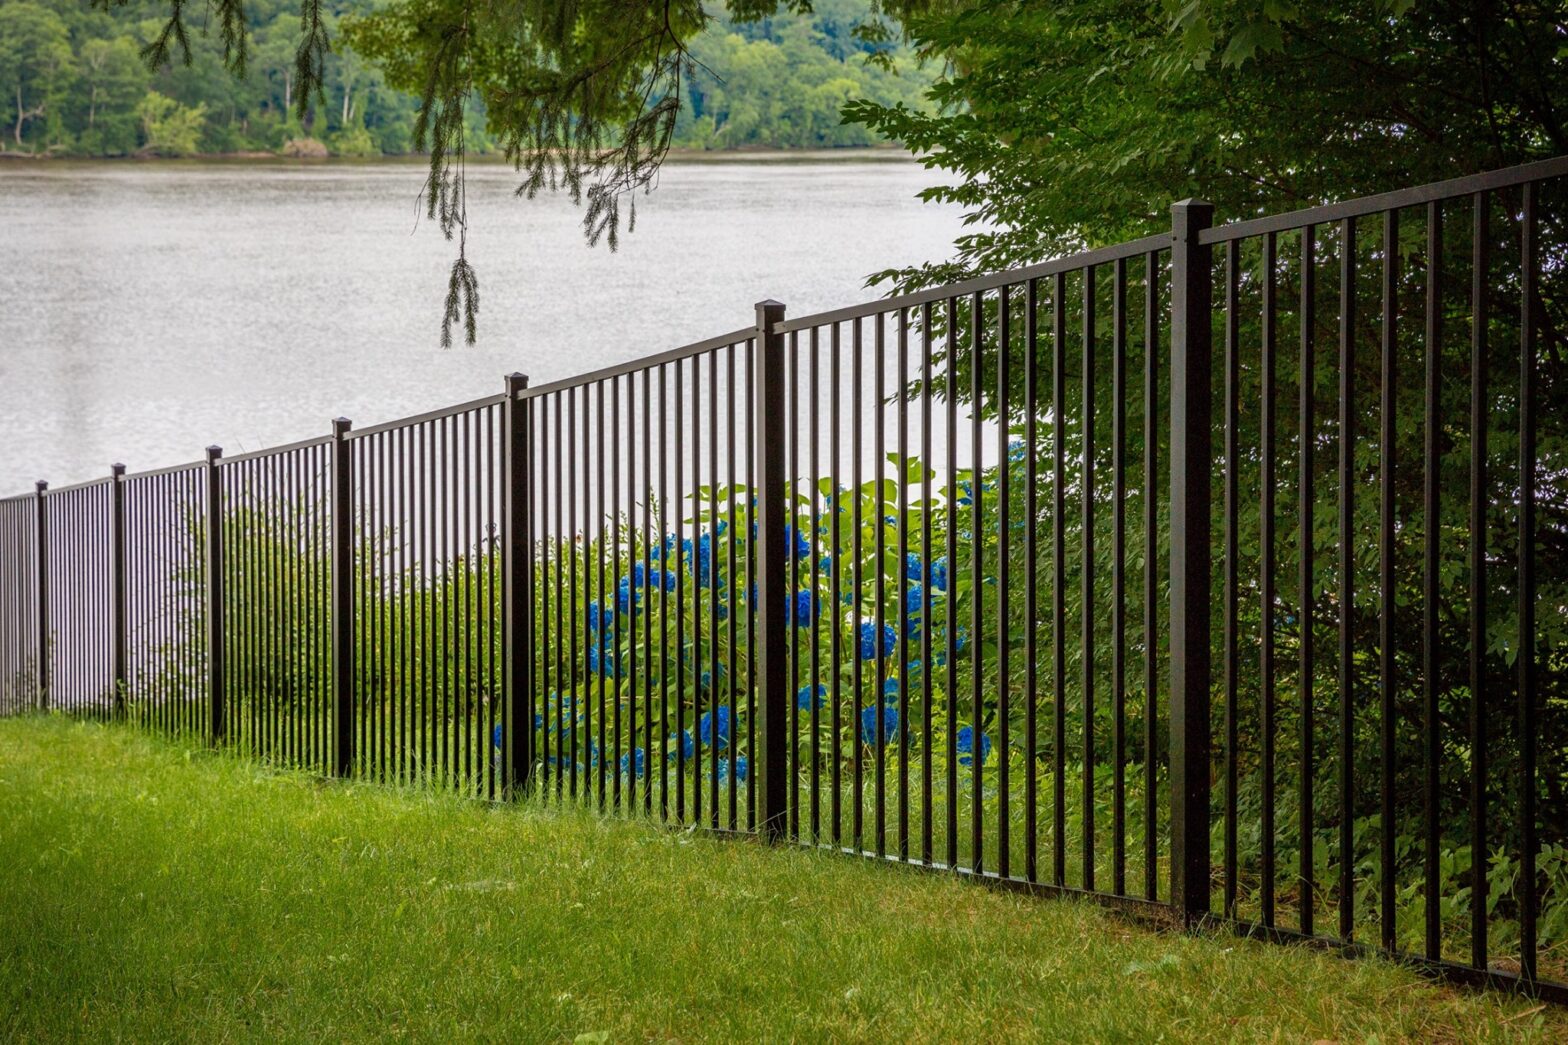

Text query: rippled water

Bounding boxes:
[0,156,969,493]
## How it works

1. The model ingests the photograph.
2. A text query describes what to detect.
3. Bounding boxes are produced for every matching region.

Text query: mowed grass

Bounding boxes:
[0,717,1559,1043]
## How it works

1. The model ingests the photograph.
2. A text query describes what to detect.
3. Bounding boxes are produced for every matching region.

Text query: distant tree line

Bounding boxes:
[0,0,931,157]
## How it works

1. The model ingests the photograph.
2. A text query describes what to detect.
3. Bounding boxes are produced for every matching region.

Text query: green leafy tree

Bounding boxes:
[846,0,1567,290]
[135,88,206,154]
[76,37,148,154]
[0,2,73,150]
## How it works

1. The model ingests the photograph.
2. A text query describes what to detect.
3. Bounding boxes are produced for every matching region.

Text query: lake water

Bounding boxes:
[0,156,971,494]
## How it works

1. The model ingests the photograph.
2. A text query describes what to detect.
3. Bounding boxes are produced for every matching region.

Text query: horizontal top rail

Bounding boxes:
[123,459,205,482]
[42,476,113,496]
[347,392,509,439]
[1201,154,1568,244]
[518,325,756,400]
[217,434,333,467]
[775,233,1169,334]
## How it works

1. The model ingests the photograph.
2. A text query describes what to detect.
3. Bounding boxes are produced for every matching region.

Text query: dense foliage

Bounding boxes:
[0,0,928,159]
[848,0,1567,287]
[846,0,1568,967]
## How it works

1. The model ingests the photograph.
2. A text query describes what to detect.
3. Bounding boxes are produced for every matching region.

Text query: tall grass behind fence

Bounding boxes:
[3,158,1568,1003]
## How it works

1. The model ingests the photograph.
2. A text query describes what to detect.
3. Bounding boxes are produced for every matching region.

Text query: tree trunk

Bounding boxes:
[15,85,23,146]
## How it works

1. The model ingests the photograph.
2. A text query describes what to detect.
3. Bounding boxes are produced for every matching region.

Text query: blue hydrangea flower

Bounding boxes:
[617,577,641,615]
[858,619,897,661]
[789,589,821,627]
[698,705,733,749]
[493,723,504,748]
[882,677,900,703]
[957,725,992,766]
[860,703,900,746]
[905,553,925,583]
[717,755,749,782]
[587,600,614,635]
[687,530,723,587]
[1008,438,1026,463]
[667,729,695,761]
[906,659,922,678]
[620,747,647,779]
[903,583,926,640]
[929,556,948,592]
[783,524,812,561]
[588,644,616,677]
[818,553,835,575]
[797,683,826,711]
[957,479,974,507]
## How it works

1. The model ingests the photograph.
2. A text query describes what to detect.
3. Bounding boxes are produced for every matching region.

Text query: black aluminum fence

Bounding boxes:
[2,156,1566,1003]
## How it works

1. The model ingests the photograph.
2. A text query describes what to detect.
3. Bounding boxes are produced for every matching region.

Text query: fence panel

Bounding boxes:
[521,329,759,828]
[217,438,333,773]
[346,397,507,796]
[1200,160,1568,991]
[775,238,1174,917]
[0,493,40,715]
[42,479,115,717]
[123,462,209,740]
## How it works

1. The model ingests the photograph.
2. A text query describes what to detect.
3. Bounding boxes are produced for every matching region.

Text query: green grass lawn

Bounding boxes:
[0,717,1559,1042]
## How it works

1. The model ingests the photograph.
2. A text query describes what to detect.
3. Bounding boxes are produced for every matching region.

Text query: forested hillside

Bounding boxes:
[0,0,932,157]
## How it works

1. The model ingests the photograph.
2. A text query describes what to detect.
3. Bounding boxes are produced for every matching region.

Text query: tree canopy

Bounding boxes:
[847,0,1568,292]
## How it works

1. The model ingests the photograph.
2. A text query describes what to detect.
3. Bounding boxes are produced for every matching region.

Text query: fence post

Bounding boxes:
[110,463,127,717]
[34,480,48,712]
[330,417,355,777]
[205,446,226,744]
[753,299,788,840]
[504,372,533,797]
[1168,198,1216,925]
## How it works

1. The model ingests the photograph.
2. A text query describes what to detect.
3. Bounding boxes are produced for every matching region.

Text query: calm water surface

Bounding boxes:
[0,157,968,493]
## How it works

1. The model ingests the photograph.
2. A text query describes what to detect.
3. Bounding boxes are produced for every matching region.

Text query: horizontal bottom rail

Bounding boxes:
[1213,916,1568,1007]
[700,820,1568,1005]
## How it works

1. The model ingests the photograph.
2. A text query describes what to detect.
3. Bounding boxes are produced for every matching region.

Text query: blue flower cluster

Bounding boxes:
[857,619,898,661]
[698,705,733,749]
[797,683,826,711]
[957,725,992,766]
[684,522,729,588]
[621,746,647,779]
[789,589,821,627]
[860,702,900,746]
[783,524,812,561]
[905,553,949,593]
[902,583,926,641]
[717,755,749,782]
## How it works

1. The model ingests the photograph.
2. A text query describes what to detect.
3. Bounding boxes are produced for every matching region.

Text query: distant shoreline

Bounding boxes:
[0,145,921,167]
